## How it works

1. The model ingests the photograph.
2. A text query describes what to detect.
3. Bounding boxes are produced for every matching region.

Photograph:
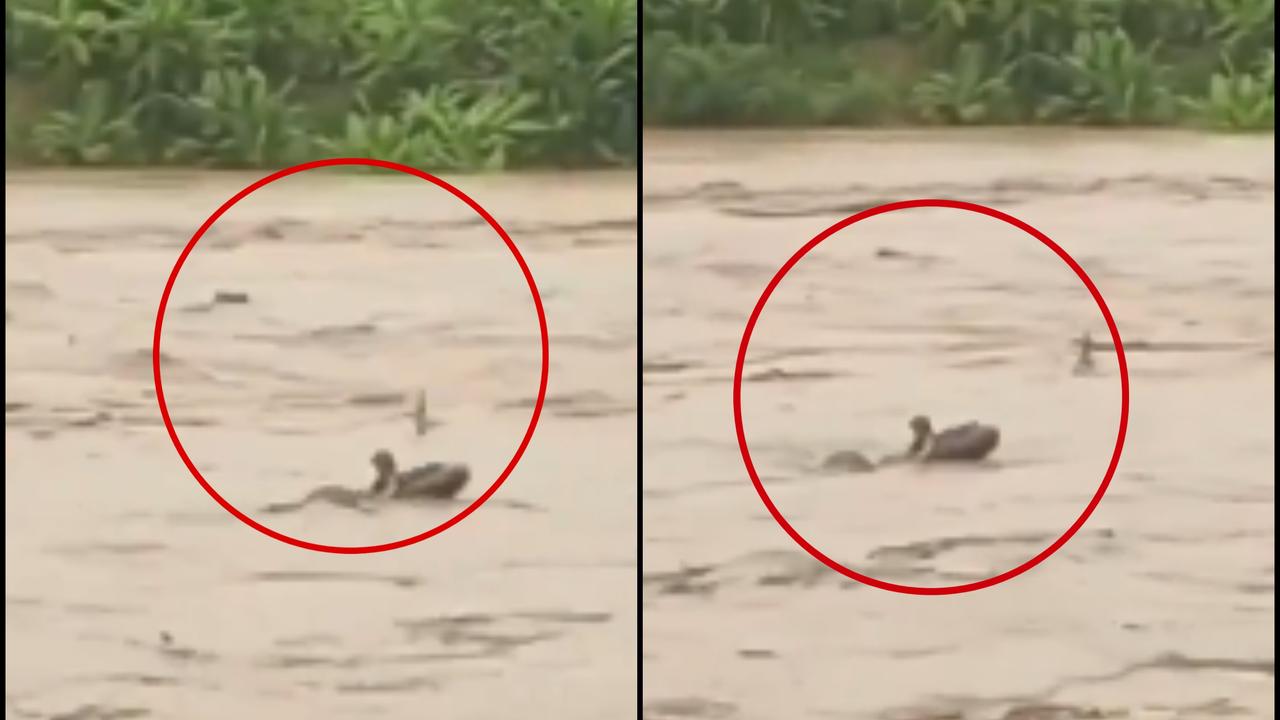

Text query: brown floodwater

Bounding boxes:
[642,129,1274,719]
[5,129,1275,720]
[5,168,637,718]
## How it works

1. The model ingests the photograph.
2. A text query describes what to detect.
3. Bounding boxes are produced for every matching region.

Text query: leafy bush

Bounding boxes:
[6,0,637,169]
[911,43,1015,123]
[644,0,1273,130]
[30,81,143,163]
[165,66,306,166]
[1036,29,1173,124]
[1184,51,1275,129]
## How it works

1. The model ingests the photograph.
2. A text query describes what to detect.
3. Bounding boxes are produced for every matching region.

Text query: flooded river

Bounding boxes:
[5,168,637,719]
[642,129,1274,719]
[5,129,1274,720]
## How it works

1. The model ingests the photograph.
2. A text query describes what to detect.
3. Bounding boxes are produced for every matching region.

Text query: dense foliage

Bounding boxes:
[6,0,637,169]
[6,0,1271,170]
[643,0,1274,130]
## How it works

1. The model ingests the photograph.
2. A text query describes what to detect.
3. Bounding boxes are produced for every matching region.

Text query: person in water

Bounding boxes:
[370,449,469,500]
[877,415,1000,465]
[262,450,469,513]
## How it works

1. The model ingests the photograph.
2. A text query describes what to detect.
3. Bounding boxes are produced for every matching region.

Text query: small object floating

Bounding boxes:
[212,290,250,304]
[257,223,284,239]
[887,415,1000,463]
[874,246,909,260]
[413,389,428,437]
[820,449,876,473]
[181,289,251,313]
[1073,332,1097,376]
[346,391,405,407]
[371,449,469,500]
[873,246,937,264]
[156,630,202,660]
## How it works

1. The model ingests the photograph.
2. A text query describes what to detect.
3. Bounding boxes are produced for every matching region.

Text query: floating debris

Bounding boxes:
[180,289,251,313]
[212,290,249,304]
[820,449,875,473]
[413,389,428,436]
[345,391,404,407]
[155,631,210,662]
[257,223,284,239]
[1073,331,1097,376]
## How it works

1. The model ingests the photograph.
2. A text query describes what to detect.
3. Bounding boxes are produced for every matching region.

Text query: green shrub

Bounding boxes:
[6,0,637,169]
[643,0,1273,130]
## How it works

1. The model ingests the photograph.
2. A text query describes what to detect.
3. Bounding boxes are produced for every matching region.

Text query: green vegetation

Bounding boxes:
[644,0,1274,130]
[7,0,1271,170]
[6,0,637,170]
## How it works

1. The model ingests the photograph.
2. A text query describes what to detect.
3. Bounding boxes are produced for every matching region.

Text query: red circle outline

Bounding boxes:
[732,198,1129,594]
[153,157,549,554]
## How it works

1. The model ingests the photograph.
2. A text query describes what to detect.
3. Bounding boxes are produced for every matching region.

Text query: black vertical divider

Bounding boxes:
[634,0,645,713]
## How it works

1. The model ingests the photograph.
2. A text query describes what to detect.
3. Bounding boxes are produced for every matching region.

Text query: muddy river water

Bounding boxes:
[6,168,637,719]
[642,129,1273,719]
[4,128,1274,720]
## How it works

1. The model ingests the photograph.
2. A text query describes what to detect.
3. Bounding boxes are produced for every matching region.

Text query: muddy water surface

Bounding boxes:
[5,168,637,719]
[642,129,1274,719]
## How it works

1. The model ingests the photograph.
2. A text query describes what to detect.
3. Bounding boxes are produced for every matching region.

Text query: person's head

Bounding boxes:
[371,449,397,474]
[906,415,933,456]
[370,450,397,493]
[909,415,932,438]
